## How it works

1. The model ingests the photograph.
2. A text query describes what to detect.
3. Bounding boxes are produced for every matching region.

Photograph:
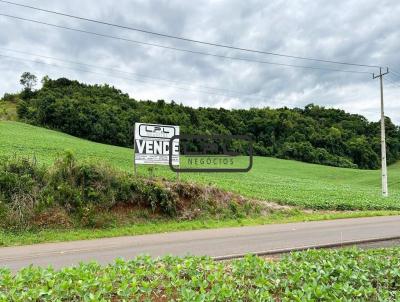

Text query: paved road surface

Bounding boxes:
[0,216,399,271]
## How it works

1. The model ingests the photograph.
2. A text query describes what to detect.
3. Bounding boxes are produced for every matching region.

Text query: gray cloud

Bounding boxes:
[0,0,399,122]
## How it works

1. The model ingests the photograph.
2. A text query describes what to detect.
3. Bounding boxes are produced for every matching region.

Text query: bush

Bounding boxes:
[0,156,46,229]
[0,154,267,230]
[0,154,178,229]
[0,155,45,201]
[1,93,19,103]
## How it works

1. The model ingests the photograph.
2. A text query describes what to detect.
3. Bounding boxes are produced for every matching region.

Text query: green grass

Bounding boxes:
[2,210,398,247]
[2,120,400,211]
[1,248,399,301]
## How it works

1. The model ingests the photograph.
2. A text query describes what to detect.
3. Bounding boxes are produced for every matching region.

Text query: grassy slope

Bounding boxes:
[1,121,400,210]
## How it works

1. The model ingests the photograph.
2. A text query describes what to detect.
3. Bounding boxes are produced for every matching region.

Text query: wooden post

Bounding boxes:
[133,152,137,176]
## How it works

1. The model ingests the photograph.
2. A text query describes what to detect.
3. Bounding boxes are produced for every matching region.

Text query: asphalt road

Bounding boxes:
[0,215,399,271]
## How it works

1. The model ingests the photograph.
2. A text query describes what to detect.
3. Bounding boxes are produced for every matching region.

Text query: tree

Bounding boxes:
[20,72,37,91]
[15,76,400,170]
[41,75,50,85]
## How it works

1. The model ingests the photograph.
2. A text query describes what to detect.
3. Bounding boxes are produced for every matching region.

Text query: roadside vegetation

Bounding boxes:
[1,248,399,301]
[0,143,399,246]
[2,210,395,247]
[0,153,270,233]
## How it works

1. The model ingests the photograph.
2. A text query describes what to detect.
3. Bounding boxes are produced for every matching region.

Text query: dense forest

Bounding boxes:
[5,74,400,169]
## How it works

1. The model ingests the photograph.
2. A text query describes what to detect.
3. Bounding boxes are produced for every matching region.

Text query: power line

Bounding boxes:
[386,72,400,83]
[391,69,400,75]
[0,13,373,76]
[0,53,249,99]
[390,69,400,78]
[387,73,400,82]
[0,48,240,95]
[0,47,275,99]
[0,0,383,69]
[385,77,400,88]
[0,53,277,100]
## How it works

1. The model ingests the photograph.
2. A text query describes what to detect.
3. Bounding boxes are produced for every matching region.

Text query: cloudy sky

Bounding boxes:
[0,0,399,122]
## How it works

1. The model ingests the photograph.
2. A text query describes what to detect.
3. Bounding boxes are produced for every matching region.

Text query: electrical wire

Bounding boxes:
[0,13,373,76]
[0,47,276,99]
[390,69,400,78]
[0,0,383,69]
[0,53,279,100]
[385,77,400,88]
[387,73,400,81]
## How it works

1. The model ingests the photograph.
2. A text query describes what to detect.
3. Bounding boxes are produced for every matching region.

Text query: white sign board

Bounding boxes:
[134,123,179,165]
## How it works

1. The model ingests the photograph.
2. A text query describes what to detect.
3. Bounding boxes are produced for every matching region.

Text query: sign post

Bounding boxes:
[134,123,180,177]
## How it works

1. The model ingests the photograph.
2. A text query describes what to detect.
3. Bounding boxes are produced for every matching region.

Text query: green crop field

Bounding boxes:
[1,248,400,301]
[1,121,400,210]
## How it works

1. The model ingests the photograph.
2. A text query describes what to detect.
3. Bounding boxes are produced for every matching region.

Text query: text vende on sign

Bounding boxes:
[134,123,179,165]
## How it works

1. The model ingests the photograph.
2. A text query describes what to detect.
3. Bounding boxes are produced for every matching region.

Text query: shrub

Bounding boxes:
[0,154,184,229]
[0,155,46,229]
[0,155,45,202]
[0,154,266,229]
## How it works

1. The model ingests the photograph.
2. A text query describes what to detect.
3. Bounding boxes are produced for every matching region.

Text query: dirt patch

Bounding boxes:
[32,206,73,228]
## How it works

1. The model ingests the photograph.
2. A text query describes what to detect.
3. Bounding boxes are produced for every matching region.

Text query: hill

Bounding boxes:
[10,76,400,169]
[1,121,400,210]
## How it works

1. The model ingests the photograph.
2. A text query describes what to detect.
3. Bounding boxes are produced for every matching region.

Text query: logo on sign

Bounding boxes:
[139,124,176,138]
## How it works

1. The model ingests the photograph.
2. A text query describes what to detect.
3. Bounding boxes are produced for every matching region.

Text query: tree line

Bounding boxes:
[6,74,400,169]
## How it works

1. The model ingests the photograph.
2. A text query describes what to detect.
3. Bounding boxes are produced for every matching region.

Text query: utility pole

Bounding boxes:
[373,67,389,197]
